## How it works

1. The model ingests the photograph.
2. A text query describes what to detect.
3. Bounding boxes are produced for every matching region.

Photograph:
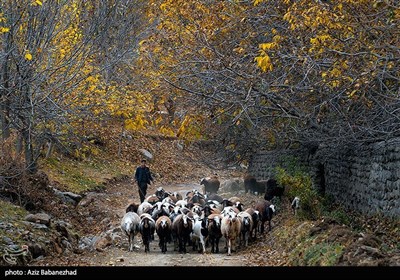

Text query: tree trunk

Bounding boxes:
[117,119,124,158]
[1,32,11,140]
[20,64,37,173]
[16,132,23,154]
[22,127,37,173]
[45,141,53,158]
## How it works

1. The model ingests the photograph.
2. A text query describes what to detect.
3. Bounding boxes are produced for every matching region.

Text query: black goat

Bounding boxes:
[244,174,268,195]
[139,213,156,253]
[207,214,223,253]
[264,178,285,201]
[245,207,260,240]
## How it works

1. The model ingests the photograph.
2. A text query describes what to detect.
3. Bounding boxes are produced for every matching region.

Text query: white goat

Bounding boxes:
[191,216,208,253]
[291,196,300,215]
[137,201,153,216]
[120,211,141,251]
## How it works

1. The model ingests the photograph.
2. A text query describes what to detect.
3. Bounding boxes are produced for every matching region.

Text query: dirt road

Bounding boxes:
[30,177,258,267]
[81,180,247,267]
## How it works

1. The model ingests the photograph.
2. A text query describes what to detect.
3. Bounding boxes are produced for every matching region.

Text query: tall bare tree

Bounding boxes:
[0,0,149,173]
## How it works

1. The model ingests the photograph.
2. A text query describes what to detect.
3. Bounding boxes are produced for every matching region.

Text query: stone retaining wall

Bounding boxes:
[249,138,400,217]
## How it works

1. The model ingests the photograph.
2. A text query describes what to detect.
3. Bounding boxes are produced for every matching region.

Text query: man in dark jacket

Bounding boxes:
[134,159,154,203]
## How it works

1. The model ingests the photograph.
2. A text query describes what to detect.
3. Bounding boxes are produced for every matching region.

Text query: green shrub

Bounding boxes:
[276,160,322,220]
[323,208,351,226]
[292,241,344,266]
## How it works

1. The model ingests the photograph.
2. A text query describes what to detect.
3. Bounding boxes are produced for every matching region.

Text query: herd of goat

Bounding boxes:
[121,174,300,255]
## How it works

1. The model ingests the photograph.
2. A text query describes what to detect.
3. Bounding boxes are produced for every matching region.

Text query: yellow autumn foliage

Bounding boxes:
[25,53,32,61]
[255,53,273,72]
[0,27,10,33]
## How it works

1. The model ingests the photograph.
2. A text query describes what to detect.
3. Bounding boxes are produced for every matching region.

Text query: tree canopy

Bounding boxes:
[1,0,399,172]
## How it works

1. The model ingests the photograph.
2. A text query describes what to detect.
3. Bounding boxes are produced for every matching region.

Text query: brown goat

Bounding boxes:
[155,216,172,253]
[125,200,139,213]
[200,176,220,195]
[221,212,241,256]
[254,200,275,233]
[172,213,193,253]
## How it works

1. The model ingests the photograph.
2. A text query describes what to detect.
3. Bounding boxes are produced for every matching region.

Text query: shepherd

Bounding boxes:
[134,159,154,203]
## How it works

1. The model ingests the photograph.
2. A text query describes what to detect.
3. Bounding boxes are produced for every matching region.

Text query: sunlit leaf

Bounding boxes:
[25,53,33,61]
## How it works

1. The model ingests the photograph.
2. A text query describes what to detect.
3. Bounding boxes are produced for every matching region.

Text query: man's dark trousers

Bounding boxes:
[138,181,148,203]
